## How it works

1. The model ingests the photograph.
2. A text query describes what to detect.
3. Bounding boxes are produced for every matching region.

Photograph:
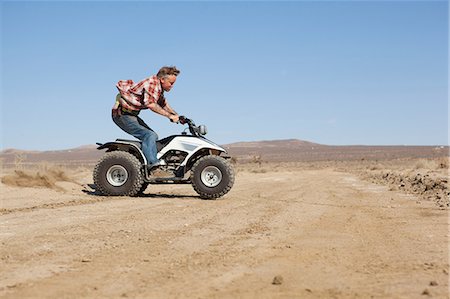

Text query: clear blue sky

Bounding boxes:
[1,0,448,150]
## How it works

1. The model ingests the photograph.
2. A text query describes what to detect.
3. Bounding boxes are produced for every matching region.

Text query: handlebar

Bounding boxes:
[179,115,194,126]
[179,115,187,125]
[178,115,205,137]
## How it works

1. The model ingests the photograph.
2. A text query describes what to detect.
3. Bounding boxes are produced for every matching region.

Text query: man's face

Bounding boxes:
[161,75,177,92]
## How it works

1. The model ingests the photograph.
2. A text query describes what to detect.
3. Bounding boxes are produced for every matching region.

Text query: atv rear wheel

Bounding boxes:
[93,151,144,196]
[190,155,234,199]
[137,182,149,195]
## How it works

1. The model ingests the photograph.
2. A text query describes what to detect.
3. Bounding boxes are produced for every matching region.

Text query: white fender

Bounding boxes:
[157,136,226,166]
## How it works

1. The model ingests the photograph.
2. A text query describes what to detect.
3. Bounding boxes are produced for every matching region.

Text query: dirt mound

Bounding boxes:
[1,168,79,191]
[366,171,449,208]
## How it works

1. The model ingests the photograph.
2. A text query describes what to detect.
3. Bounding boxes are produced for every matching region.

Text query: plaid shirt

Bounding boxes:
[113,75,165,111]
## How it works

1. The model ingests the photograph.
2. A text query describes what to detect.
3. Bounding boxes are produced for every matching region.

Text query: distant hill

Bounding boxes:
[225,139,322,148]
[0,144,102,167]
[223,139,448,162]
[0,139,448,167]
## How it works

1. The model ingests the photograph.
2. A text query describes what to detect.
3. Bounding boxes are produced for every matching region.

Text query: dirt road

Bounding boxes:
[1,168,448,298]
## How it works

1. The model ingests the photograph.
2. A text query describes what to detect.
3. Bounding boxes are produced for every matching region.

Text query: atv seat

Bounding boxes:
[116,139,142,149]
[116,136,176,152]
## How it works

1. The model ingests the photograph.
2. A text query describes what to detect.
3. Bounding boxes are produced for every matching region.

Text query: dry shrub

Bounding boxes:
[251,155,262,166]
[368,165,380,171]
[14,153,27,169]
[1,167,79,191]
[437,157,449,169]
[413,158,449,171]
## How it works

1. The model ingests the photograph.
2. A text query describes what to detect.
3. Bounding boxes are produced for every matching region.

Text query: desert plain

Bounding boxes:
[0,140,449,299]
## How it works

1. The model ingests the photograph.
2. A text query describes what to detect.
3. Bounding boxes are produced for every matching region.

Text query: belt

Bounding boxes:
[120,106,140,116]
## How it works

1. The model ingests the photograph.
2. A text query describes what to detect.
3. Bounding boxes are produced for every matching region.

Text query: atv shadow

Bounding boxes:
[81,184,98,196]
[139,193,199,199]
[83,184,200,199]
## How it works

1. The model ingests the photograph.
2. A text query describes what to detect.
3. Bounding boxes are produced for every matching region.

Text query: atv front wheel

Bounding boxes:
[190,155,235,199]
[93,151,144,196]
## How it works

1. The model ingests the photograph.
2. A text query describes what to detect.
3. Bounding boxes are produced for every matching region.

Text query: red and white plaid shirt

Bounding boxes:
[113,75,165,111]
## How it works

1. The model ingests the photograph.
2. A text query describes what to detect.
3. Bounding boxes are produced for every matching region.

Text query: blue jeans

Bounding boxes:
[112,114,159,165]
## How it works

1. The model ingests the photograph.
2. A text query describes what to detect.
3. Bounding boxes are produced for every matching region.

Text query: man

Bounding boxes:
[112,66,180,170]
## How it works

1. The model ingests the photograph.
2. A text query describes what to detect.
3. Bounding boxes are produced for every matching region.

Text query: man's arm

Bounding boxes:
[148,102,179,122]
[162,100,178,116]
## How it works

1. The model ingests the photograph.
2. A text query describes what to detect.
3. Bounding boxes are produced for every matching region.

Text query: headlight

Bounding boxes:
[198,125,208,135]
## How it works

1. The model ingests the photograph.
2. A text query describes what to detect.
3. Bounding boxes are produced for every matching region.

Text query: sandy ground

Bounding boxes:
[0,164,449,298]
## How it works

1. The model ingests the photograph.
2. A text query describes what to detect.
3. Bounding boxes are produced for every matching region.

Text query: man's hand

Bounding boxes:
[169,114,179,123]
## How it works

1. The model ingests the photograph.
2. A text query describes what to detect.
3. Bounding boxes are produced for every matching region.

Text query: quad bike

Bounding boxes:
[93,116,235,199]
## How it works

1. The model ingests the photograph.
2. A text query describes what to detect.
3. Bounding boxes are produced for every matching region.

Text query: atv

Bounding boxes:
[93,116,235,199]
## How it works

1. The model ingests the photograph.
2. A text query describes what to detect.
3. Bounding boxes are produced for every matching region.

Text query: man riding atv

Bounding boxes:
[95,66,234,199]
[111,66,181,171]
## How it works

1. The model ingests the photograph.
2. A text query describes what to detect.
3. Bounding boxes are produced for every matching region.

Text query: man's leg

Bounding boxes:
[112,114,159,165]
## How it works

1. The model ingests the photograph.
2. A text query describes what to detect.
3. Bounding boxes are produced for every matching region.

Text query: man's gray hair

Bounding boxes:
[157,66,180,78]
